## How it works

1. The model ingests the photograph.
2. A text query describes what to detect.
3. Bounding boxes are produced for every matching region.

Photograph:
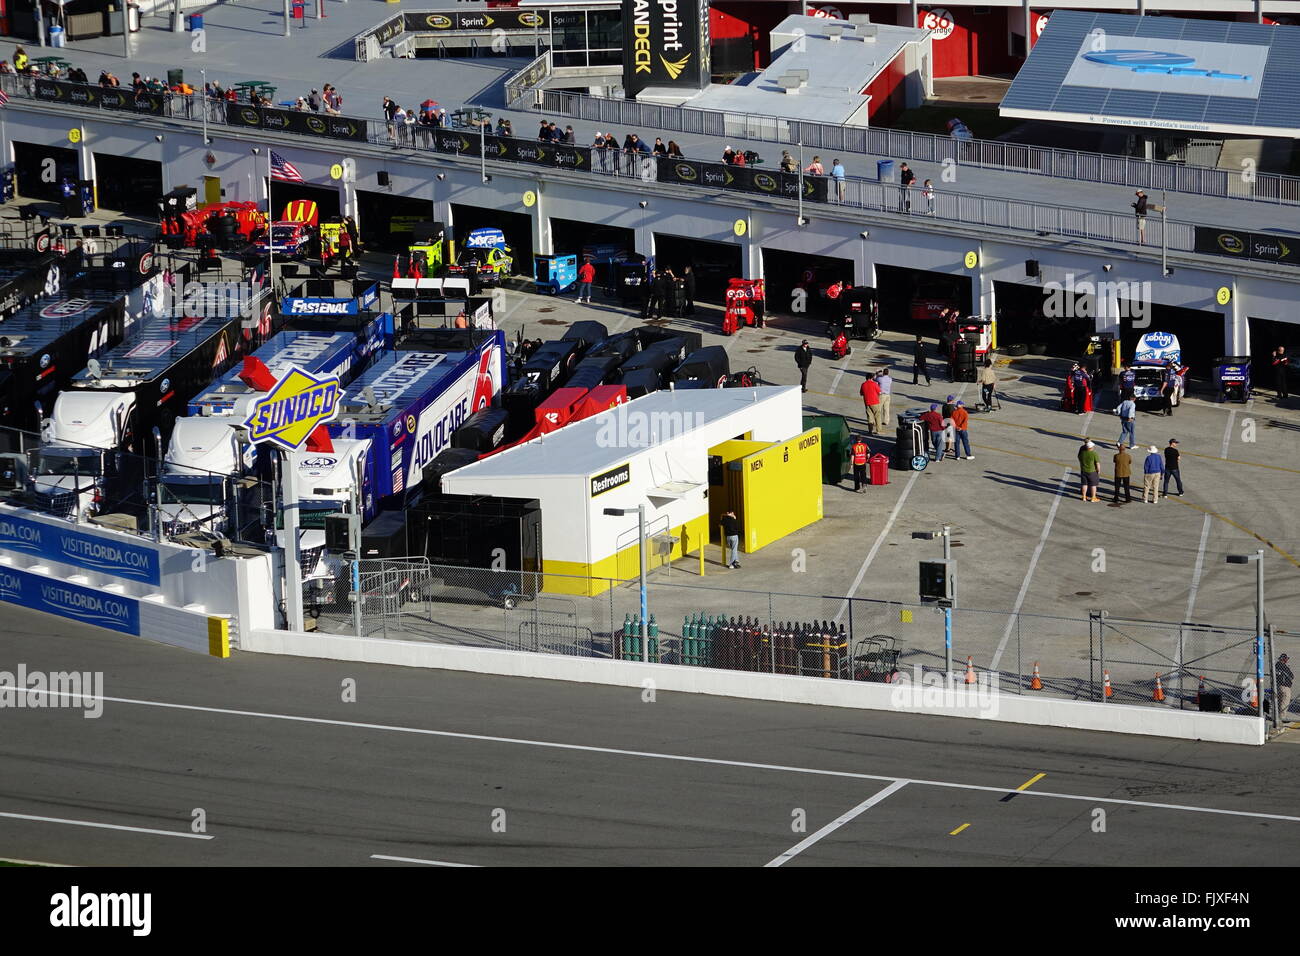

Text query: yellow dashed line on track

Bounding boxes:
[1013,770,1045,790]
[950,823,971,836]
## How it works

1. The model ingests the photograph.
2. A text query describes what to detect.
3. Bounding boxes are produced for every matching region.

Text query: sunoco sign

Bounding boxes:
[622,0,710,96]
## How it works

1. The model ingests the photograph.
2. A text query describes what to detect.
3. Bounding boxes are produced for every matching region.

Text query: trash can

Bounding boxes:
[128,3,141,31]
[49,25,66,47]
[186,13,203,31]
[877,159,895,183]
[869,453,890,486]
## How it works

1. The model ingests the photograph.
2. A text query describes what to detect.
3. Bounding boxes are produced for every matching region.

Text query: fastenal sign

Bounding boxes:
[243,366,342,451]
[622,0,711,97]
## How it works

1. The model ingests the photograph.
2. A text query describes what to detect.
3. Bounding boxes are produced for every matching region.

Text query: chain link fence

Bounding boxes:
[313,560,1279,723]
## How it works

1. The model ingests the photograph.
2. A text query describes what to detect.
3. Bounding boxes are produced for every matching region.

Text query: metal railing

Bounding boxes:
[521,86,1300,207]
[313,559,1286,721]
[0,74,1275,267]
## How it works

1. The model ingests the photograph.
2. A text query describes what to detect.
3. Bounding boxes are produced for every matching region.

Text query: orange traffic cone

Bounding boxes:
[1030,661,1043,691]
[964,656,976,685]
[1153,673,1165,702]
[1251,679,1259,709]
[1103,670,1113,699]
[1196,675,1206,706]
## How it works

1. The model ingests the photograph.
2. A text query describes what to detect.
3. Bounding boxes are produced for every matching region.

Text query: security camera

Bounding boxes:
[154,135,164,143]
[1103,264,1113,272]
[436,173,446,181]
[482,175,492,183]
[638,201,648,209]
[860,231,870,239]
[251,147,260,155]
[798,217,809,227]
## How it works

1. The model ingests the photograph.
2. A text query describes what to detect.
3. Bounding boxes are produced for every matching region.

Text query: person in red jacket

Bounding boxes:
[576,259,596,303]
[919,404,946,462]
[860,375,882,434]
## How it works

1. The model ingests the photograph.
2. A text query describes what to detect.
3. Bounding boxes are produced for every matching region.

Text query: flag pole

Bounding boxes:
[267,148,275,299]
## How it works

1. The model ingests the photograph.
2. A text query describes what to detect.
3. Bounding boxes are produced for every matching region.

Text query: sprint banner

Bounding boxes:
[622,0,711,97]
[657,159,829,203]
[1193,227,1300,267]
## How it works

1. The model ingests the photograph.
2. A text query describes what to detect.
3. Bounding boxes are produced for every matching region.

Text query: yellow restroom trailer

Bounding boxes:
[441,387,808,595]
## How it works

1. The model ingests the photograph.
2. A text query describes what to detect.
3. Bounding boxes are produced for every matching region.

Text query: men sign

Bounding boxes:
[243,366,342,450]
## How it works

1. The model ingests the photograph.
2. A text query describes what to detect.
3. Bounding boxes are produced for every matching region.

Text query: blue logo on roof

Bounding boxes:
[1082,50,1251,82]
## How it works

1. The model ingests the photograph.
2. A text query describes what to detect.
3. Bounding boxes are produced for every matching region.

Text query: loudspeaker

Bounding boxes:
[1025,259,1040,278]
[377,171,391,187]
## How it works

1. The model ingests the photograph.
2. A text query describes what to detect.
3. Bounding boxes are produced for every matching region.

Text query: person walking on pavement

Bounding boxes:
[1277,653,1294,719]
[682,265,696,316]
[851,435,870,492]
[860,374,882,434]
[920,403,945,462]
[795,340,813,393]
[1078,439,1101,502]
[941,395,957,460]
[1132,190,1149,245]
[1112,442,1133,504]
[978,358,997,410]
[640,268,660,319]
[1116,394,1137,448]
[876,368,893,426]
[1273,346,1290,401]
[1162,438,1184,496]
[721,511,741,569]
[922,178,936,215]
[1142,445,1163,503]
[952,400,972,460]
[912,335,931,386]
[576,259,596,303]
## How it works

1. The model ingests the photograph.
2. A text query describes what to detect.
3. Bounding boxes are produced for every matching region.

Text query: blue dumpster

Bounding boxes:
[877,159,895,183]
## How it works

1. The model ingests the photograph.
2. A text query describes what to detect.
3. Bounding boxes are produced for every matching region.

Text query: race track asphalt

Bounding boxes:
[2,606,1298,867]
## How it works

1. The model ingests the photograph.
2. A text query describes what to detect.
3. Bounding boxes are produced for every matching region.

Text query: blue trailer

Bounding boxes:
[331,329,507,514]
[534,254,577,295]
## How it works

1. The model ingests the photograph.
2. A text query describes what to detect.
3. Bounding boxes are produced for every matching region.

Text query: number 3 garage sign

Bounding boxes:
[920,7,956,40]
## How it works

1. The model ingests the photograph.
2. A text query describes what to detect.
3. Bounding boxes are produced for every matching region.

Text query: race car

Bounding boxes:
[253,221,311,257]
[450,227,513,286]
[1130,331,1186,411]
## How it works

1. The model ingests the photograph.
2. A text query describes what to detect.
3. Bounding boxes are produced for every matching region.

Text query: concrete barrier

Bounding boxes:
[244,628,1266,745]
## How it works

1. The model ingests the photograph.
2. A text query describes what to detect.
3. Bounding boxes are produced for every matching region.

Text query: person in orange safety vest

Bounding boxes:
[851,436,869,492]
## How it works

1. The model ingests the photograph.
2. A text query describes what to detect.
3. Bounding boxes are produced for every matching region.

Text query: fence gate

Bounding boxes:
[1092,614,1259,712]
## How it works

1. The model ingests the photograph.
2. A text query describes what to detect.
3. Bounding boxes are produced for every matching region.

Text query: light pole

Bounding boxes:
[200,68,208,144]
[1157,191,1170,276]
[1226,549,1265,724]
[797,141,806,227]
[605,505,648,662]
[913,524,954,676]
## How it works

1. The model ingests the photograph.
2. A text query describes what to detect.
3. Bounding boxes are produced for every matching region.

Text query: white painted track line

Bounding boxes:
[765,780,909,867]
[8,686,1300,825]
[832,468,921,624]
[990,408,1092,670]
[0,810,213,840]
[371,854,478,867]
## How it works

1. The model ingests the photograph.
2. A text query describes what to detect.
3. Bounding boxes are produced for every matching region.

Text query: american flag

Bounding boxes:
[269,150,304,183]
[0,88,10,108]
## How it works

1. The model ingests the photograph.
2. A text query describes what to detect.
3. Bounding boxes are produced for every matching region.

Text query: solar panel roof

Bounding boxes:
[1000,10,1300,137]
